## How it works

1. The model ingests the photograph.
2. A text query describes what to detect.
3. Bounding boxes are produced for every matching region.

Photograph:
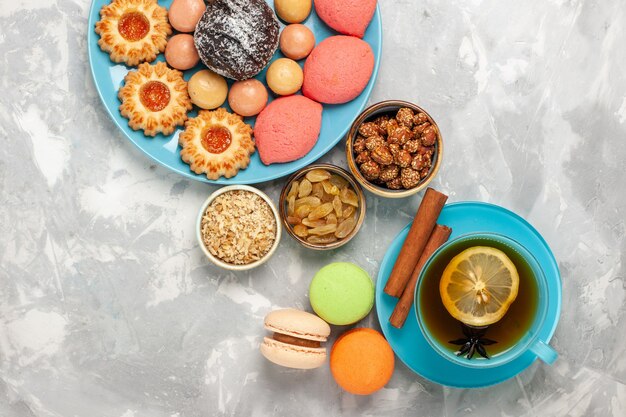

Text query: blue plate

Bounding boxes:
[376,202,562,388]
[87,1,382,184]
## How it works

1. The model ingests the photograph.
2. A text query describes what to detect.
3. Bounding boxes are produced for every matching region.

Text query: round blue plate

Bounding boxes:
[87,1,382,184]
[376,202,562,388]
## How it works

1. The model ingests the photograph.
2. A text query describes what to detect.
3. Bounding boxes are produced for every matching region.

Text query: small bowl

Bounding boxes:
[196,185,282,271]
[346,100,443,198]
[279,164,366,250]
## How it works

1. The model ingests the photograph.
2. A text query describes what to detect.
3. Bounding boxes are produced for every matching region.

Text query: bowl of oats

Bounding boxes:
[196,185,281,271]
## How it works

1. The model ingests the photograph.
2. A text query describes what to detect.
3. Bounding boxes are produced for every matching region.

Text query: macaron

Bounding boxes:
[330,328,395,395]
[309,262,374,325]
[260,308,331,369]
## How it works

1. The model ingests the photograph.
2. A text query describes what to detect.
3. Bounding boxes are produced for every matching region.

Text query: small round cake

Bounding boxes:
[254,95,322,165]
[303,36,375,104]
[194,0,280,80]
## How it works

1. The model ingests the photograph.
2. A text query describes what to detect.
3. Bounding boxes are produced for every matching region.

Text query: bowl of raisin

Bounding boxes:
[279,164,366,250]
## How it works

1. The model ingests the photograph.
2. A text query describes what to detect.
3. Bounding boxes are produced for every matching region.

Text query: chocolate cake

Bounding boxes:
[194,0,280,81]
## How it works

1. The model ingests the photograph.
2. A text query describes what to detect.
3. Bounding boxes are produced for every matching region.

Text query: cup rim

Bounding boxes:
[414,232,550,368]
[196,185,282,271]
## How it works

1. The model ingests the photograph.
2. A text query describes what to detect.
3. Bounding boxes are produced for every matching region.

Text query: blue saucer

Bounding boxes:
[375,202,562,388]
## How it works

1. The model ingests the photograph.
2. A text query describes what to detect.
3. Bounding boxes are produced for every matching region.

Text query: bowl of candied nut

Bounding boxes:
[279,164,366,250]
[197,185,281,271]
[346,100,443,198]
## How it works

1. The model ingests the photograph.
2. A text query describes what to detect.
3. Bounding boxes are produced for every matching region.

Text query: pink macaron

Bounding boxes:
[302,36,374,105]
[254,95,323,165]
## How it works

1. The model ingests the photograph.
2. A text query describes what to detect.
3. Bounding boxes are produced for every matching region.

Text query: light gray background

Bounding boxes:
[1,0,625,416]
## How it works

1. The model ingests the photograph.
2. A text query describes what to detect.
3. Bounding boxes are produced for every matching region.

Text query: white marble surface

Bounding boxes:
[1,0,626,415]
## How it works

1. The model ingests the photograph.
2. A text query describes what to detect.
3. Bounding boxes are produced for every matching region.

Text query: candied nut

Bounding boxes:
[396,107,414,128]
[365,135,385,151]
[413,112,429,126]
[298,179,312,197]
[371,145,394,165]
[353,136,367,153]
[411,154,430,171]
[404,139,421,153]
[400,167,421,189]
[386,177,403,190]
[420,167,431,179]
[373,114,390,131]
[355,150,371,164]
[421,125,438,146]
[388,126,412,145]
[306,169,332,183]
[413,122,430,138]
[358,121,383,137]
[418,145,435,159]
[386,118,399,137]
[379,164,399,182]
[388,143,401,156]
[359,160,381,181]
[394,150,412,168]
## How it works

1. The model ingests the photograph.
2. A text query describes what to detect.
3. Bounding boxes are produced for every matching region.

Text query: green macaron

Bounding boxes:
[309,262,375,325]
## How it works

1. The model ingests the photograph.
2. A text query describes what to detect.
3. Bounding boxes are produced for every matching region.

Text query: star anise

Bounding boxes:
[449,324,497,359]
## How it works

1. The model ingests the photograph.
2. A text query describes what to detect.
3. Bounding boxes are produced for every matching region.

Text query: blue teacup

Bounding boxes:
[415,233,558,368]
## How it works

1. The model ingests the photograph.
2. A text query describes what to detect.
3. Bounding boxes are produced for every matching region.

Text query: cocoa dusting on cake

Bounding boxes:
[194,0,280,80]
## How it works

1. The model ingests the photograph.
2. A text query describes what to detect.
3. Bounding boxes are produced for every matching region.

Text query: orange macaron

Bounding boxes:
[330,328,394,395]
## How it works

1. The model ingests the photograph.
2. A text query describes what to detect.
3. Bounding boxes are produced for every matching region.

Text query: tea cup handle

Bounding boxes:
[530,340,558,365]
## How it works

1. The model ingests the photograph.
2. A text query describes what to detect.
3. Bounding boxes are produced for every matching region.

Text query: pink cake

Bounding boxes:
[314,0,377,38]
[302,36,374,104]
[254,95,323,165]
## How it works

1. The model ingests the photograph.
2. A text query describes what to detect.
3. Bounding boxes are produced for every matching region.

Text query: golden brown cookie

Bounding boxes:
[95,0,171,66]
[118,62,192,136]
[179,108,255,179]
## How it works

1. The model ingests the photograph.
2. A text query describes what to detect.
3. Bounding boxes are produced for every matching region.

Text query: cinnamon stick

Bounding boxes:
[384,188,448,297]
[389,224,452,329]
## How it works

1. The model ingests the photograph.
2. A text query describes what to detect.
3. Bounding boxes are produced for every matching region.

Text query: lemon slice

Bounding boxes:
[439,246,519,327]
